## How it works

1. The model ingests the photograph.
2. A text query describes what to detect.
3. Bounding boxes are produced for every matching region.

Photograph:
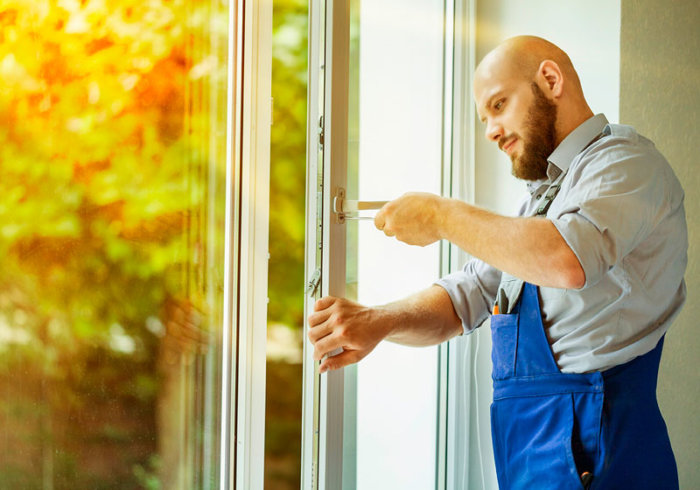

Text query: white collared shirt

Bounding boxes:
[436,114,688,373]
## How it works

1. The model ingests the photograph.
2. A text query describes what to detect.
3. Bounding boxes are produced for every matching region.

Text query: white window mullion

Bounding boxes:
[300,0,325,484]
[445,0,482,489]
[436,0,457,486]
[219,0,244,483]
[302,0,354,488]
[222,0,272,488]
[319,0,353,487]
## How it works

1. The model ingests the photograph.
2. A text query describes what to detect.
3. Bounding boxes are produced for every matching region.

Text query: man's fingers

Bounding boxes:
[314,296,336,311]
[307,319,333,344]
[305,295,377,370]
[307,296,339,345]
[307,307,332,328]
[319,349,363,373]
[313,332,343,361]
[374,211,385,231]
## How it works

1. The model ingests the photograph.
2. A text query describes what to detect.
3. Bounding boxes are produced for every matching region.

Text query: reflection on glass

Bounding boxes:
[0,1,228,488]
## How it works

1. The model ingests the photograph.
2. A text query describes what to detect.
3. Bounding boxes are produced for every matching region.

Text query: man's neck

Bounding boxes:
[554,105,595,147]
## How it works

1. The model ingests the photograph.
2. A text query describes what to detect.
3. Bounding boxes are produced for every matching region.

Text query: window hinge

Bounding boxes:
[306,268,322,296]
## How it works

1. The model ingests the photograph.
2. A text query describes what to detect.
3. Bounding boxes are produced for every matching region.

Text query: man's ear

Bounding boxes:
[537,60,563,98]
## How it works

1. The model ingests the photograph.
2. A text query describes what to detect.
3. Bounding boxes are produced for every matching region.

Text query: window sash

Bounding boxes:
[301,0,475,488]
[221,0,272,487]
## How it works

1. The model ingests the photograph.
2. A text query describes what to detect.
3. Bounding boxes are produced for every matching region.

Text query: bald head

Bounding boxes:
[475,36,584,97]
[474,36,594,153]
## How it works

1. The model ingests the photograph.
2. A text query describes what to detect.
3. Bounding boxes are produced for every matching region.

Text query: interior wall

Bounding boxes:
[620,2,700,487]
[468,2,621,488]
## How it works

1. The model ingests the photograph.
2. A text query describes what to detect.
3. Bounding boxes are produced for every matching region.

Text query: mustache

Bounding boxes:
[498,134,518,152]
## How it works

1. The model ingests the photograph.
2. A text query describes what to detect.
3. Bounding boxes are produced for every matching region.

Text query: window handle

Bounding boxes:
[332,188,388,222]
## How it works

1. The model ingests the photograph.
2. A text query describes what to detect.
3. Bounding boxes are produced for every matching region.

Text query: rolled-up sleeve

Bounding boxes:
[550,136,673,288]
[435,258,501,334]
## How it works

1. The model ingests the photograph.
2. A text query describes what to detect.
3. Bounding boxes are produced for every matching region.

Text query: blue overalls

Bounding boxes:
[490,282,679,489]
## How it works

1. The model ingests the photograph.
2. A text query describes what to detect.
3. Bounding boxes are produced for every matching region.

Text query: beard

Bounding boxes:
[506,83,557,181]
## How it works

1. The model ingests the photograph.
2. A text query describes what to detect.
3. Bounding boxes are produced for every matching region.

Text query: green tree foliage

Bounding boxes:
[264,1,308,488]
[0,0,227,486]
[0,0,227,350]
[268,0,308,331]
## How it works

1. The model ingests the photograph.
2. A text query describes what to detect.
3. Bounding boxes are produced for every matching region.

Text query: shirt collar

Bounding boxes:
[525,114,609,195]
[548,113,609,174]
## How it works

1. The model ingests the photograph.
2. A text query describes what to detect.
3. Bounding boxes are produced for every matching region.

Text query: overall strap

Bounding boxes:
[495,175,565,313]
[513,282,561,376]
[536,181,562,216]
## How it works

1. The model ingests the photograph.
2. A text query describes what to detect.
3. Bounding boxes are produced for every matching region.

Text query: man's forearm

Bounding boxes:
[380,285,463,346]
[438,198,585,289]
[375,193,585,289]
[307,285,462,372]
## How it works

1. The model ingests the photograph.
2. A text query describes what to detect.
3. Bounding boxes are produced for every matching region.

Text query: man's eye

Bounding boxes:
[494,99,505,110]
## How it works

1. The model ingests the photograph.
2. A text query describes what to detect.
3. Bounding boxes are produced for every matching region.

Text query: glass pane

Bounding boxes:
[345,0,445,487]
[265,0,308,488]
[0,1,229,488]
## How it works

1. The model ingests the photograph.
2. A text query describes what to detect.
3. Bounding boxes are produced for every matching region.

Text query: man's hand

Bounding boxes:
[374,192,446,246]
[307,296,392,373]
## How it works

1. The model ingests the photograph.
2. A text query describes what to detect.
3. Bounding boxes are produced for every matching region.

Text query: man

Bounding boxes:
[307,36,686,489]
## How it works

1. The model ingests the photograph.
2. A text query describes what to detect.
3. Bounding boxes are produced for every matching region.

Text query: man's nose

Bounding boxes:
[485,120,503,142]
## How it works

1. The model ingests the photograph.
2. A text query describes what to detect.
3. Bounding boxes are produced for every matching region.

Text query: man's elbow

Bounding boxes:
[546,222,585,289]
[560,256,586,289]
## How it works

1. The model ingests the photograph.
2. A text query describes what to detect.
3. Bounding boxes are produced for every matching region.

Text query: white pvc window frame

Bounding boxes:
[301,0,482,488]
[220,0,272,488]
[443,0,489,487]
[301,0,352,487]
